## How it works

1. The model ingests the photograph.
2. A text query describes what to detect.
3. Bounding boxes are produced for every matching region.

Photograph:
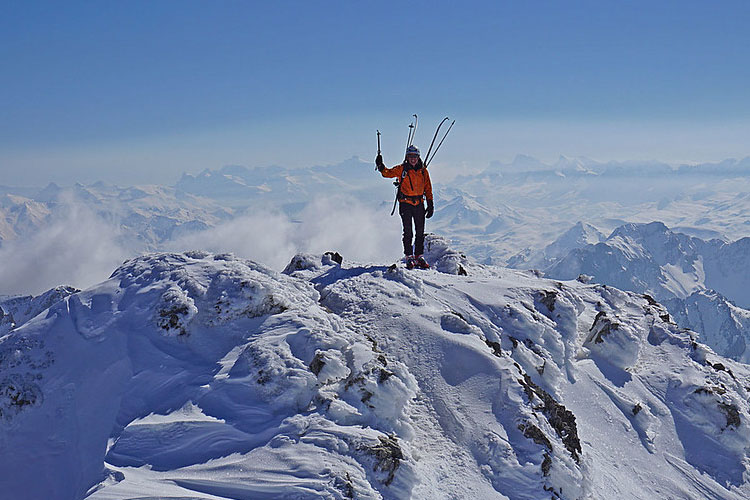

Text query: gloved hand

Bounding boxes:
[426,199,434,218]
[375,154,384,171]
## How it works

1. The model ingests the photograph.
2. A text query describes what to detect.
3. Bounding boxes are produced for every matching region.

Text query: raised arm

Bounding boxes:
[379,163,403,179]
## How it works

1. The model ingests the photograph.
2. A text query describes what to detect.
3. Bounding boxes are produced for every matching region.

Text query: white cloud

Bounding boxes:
[167,196,403,270]
[167,211,298,270]
[0,201,130,295]
[293,196,403,264]
[0,194,412,297]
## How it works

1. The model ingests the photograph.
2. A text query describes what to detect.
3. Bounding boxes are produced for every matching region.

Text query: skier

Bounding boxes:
[376,145,434,269]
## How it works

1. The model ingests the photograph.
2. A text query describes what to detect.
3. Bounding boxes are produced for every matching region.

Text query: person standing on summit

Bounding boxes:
[376,144,434,269]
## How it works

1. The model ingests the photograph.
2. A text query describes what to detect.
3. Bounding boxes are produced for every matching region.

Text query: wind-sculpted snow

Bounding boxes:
[1,245,750,499]
[0,252,418,499]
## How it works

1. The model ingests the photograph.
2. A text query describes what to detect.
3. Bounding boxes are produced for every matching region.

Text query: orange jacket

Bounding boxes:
[381,163,433,205]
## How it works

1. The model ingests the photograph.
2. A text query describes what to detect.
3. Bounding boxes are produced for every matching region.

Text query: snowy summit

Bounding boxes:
[1,236,749,499]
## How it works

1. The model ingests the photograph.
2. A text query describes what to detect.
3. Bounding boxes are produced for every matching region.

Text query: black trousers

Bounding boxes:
[399,201,426,256]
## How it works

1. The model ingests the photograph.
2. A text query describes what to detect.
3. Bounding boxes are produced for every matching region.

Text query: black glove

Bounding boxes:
[426,199,434,218]
[375,154,384,171]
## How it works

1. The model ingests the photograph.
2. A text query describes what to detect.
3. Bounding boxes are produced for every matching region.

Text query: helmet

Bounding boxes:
[406,145,420,157]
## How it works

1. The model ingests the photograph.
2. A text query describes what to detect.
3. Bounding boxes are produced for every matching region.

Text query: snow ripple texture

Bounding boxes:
[1,240,749,500]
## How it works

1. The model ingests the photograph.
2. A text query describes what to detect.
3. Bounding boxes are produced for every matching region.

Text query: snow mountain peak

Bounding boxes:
[2,249,750,499]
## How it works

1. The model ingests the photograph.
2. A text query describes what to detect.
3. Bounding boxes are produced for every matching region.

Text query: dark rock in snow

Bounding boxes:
[485,339,503,357]
[364,435,404,486]
[324,251,343,265]
[720,402,741,429]
[518,421,553,451]
[309,352,326,376]
[519,373,581,464]
[587,311,619,344]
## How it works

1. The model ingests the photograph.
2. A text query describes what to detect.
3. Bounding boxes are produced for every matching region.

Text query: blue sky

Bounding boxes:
[2,1,750,185]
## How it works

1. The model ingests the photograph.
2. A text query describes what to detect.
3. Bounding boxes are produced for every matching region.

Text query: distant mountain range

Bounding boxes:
[0,182,231,250]
[3,154,750,253]
[547,221,749,306]
[475,154,750,178]
[175,156,381,209]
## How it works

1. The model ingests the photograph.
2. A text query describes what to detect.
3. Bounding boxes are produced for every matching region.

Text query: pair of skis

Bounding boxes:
[401,114,456,167]
[376,114,455,169]
[423,116,455,167]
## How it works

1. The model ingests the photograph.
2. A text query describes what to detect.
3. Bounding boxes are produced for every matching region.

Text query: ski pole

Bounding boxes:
[391,173,403,216]
[375,130,381,171]
[425,120,455,167]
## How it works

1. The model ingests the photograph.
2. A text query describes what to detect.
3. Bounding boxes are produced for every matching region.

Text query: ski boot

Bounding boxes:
[404,255,416,269]
[415,255,430,269]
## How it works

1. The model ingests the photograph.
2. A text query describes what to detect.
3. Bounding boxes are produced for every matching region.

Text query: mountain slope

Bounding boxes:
[545,221,750,361]
[547,222,716,301]
[1,242,749,499]
[666,290,750,363]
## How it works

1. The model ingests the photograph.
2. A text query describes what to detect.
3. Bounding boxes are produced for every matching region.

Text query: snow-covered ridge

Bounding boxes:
[507,221,606,270]
[0,286,79,335]
[2,242,749,499]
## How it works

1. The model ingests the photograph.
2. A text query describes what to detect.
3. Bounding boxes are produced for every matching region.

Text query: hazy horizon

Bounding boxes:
[4,146,750,189]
